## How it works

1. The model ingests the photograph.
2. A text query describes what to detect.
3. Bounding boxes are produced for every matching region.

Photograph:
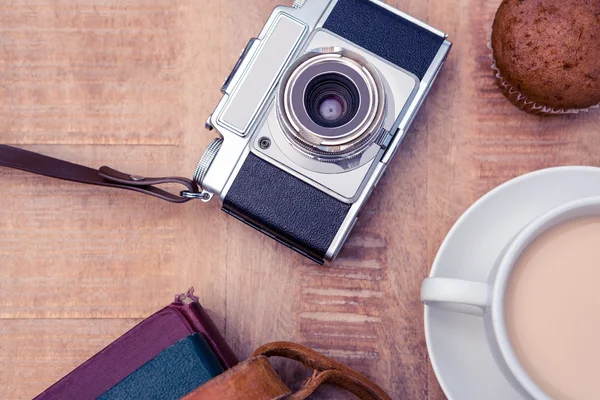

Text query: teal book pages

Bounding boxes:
[98,333,224,400]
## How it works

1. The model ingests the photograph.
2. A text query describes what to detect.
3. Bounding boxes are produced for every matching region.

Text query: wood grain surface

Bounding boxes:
[0,0,598,399]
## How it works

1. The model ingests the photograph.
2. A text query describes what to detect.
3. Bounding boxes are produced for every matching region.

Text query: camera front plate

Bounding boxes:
[253,29,420,202]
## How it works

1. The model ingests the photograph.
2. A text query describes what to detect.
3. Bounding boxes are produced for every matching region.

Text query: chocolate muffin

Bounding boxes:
[491,0,600,114]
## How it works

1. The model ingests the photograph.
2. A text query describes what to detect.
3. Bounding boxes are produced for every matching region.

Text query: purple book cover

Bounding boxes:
[35,289,238,400]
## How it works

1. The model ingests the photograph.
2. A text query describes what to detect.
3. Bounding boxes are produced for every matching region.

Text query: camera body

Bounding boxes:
[199,0,450,264]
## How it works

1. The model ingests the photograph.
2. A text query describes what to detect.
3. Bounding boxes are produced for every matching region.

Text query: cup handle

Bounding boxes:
[421,277,492,316]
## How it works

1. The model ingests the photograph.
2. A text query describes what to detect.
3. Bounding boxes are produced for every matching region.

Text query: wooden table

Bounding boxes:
[1,0,598,398]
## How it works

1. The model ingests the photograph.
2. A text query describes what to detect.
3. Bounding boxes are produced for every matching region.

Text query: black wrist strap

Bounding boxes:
[0,144,199,203]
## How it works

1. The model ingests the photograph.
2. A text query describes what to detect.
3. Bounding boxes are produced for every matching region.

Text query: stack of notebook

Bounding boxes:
[36,289,238,400]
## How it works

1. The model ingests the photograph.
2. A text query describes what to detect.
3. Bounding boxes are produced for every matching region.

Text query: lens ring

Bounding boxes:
[277,49,386,160]
[286,61,373,142]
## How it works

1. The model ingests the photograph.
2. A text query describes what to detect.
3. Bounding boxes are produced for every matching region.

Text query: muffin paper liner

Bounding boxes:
[488,41,600,115]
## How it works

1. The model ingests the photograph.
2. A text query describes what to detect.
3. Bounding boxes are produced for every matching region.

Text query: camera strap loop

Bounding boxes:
[0,144,201,203]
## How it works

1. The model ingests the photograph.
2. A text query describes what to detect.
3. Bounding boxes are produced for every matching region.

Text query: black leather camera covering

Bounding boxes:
[222,154,351,264]
[323,0,445,80]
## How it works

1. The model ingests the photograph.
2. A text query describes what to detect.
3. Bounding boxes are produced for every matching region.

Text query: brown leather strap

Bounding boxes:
[0,145,199,203]
[183,342,392,400]
[182,356,291,400]
[252,342,392,400]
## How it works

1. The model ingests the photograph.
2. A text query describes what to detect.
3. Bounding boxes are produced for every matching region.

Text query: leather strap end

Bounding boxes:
[98,166,200,203]
[0,145,200,204]
[99,166,198,191]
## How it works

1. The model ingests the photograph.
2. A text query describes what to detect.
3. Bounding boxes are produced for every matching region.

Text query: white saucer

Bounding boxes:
[425,166,600,400]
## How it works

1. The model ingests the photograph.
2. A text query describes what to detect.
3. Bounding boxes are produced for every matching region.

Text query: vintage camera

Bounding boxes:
[196,0,450,264]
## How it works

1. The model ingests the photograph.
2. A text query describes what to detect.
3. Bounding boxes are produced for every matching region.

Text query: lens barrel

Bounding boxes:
[277,48,386,161]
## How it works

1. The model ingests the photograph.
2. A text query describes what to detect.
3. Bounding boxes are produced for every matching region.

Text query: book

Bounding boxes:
[99,333,223,400]
[35,289,237,400]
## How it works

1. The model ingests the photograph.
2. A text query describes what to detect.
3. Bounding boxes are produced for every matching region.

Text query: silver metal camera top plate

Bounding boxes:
[216,14,308,137]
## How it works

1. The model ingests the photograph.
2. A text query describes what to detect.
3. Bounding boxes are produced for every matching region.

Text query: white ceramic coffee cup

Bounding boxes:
[421,196,600,400]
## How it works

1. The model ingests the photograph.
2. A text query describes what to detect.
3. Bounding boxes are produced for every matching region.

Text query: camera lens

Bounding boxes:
[304,73,360,129]
[277,49,386,161]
